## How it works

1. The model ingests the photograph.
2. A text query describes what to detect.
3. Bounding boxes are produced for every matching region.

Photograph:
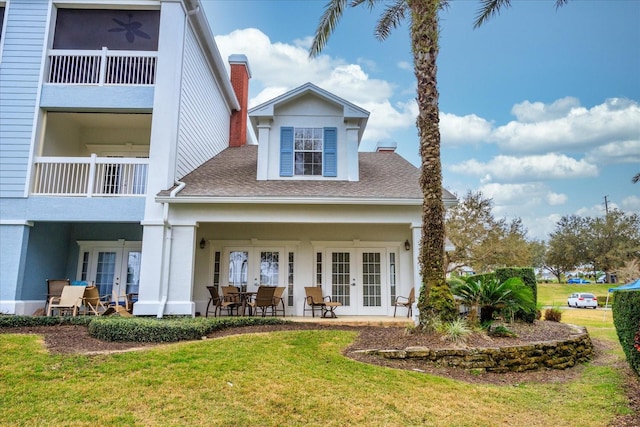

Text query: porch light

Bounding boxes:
[404,240,411,251]
[199,238,207,249]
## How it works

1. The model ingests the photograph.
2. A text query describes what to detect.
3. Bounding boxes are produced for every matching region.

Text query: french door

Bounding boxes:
[77,241,142,298]
[222,247,284,291]
[326,248,388,315]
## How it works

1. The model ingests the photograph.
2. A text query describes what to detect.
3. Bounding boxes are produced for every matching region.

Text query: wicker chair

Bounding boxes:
[393,288,415,318]
[270,286,286,317]
[246,286,277,317]
[303,287,342,318]
[220,286,241,316]
[82,285,108,315]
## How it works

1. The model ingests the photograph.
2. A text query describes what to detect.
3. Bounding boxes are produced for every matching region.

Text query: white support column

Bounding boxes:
[411,224,422,324]
[256,121,271,180]
[165,223,197,316]
[345,124,360,181]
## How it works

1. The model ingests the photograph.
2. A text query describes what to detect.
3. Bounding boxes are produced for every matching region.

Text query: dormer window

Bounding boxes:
[294,128,323,175]
[280,126,337,178]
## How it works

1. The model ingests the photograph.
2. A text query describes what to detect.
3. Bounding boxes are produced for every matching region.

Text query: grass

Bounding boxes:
[0,325,634,426]
[537,283,614,308]
[0,282,632,426]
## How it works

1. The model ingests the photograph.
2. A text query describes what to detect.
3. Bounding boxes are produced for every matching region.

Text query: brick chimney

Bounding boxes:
[228,54,251,147]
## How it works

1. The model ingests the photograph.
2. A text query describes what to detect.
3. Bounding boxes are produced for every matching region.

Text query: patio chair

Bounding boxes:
[246,286,277,317]
[270,286,286,317]
[220,286,241,316]
[82,285,109,315]
[45,279,70,313]
[102,291,133,317]
[47,284,86,316]
[303,287,342,318]
[206,286,237,317]
[393,288,415,318]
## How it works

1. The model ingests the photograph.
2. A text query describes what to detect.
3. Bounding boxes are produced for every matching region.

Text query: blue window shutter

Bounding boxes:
[280,127,294,177]
[323,127,337,177]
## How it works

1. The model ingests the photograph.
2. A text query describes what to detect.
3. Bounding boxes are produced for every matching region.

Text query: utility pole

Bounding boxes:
[604,195,609,215]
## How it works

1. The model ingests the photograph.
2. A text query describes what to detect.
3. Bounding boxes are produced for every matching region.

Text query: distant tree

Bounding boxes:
[585,210,640,282]
[546,215,589,282]
[445,191,531,273]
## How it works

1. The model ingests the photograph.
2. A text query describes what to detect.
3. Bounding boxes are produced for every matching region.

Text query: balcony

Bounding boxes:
[32,154,149,197]
[47,48,157,86]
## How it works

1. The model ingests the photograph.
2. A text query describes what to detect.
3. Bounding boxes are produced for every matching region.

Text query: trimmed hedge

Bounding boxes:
[0,315,92,328]
[88,316,287,343]
[0,315,288,343]
[496,267,537,323]
[612,290,640,377]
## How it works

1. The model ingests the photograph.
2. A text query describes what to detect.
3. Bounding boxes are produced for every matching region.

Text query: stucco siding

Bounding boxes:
[175,24,230,180]
[0,0,48,197]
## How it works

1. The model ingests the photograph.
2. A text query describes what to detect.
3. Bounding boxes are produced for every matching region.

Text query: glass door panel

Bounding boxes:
[95,251,118,297]
[362,252,382,307]
[259,251,279,286]
[228,251,248,290]
[125,250,142,295]
[331,251,352,306]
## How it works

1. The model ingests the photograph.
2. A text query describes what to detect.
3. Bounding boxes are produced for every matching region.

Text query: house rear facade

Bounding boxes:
[0,0,456,318]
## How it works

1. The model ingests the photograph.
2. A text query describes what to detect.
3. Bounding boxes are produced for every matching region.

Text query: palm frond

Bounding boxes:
[375,0,408,41]
[474,0,511,28]
[309,0,349,58]
[633,173,640,184]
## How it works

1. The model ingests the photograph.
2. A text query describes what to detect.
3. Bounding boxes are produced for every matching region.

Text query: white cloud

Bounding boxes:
[546,192,568,206]
[511,97,581,123]
[440,113,493,146]
[397,61,412,71]
[493,98,640,154]
[215,28,406,146]
[622,195,640,212]
[450,154,599,182]
[585,140,640,164]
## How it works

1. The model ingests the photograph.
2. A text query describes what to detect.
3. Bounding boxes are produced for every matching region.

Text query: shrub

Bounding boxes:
[544,307,562,322]
[437,318,471,345]
[451,276,535,325]
[612,290,640,377]
[0,315,92,328]
[496,267,537,323]
[488,324,516,337]
[88,316,287,343]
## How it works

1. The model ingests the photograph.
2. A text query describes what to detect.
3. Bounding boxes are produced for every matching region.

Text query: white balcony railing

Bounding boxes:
[32,155,149,197]
[47,47,157,85]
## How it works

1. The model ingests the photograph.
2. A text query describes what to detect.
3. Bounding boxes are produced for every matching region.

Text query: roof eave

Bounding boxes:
[155,196,426,206]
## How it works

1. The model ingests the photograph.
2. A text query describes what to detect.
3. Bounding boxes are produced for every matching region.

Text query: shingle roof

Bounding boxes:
[158,145,456,203]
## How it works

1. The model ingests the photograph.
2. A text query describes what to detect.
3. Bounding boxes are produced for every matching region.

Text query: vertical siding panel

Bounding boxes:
[175,25,230,180]
[0,0,48,197]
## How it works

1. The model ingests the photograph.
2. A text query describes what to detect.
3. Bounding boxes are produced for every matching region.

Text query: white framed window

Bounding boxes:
[294,127,323,175]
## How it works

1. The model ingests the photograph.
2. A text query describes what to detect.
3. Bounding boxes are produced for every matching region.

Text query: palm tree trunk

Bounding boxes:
[409,0,456,328]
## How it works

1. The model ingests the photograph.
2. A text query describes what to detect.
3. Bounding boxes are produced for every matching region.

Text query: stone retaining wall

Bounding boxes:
[360,324,593,373]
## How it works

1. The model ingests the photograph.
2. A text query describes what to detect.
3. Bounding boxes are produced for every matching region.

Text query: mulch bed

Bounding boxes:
[2,321,638,426]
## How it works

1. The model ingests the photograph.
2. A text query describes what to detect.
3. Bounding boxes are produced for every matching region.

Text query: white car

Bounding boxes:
[567,293,598,309]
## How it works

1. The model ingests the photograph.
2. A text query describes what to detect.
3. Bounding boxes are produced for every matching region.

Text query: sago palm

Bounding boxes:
[452,276,535,324]
[310,0,568,329]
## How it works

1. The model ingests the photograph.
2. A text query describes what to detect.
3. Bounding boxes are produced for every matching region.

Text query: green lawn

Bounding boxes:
[537,283,614,307]
[0,321,633,426]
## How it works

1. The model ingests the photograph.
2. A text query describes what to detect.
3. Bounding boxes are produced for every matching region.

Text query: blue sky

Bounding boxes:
[201,0,640,240]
